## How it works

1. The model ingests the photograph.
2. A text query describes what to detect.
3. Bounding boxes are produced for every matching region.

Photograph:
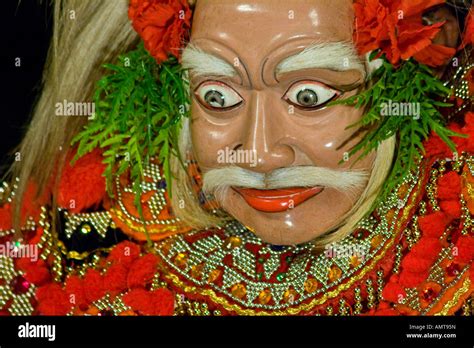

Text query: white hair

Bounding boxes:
[182,44,237,77]
[203,166,368,203]
[182,41,367,79]
[276,41,366,77]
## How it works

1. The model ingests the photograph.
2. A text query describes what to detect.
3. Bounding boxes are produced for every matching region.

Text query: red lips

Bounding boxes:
[233,187,324,213]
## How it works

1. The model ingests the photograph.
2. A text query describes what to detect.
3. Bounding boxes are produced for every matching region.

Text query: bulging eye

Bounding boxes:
[195,81,243,111]
[283,81,340,109]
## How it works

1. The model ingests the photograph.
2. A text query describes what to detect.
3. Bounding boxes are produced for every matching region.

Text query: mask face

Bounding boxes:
[187,0,375,245]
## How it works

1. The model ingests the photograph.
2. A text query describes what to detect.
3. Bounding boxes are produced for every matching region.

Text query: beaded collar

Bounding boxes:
[154,168,425,314]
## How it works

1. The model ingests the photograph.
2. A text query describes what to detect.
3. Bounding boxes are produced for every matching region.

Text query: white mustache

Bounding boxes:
[202,165,369,199]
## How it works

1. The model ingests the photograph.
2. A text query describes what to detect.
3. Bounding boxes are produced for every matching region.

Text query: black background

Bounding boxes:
[0,1,52,173]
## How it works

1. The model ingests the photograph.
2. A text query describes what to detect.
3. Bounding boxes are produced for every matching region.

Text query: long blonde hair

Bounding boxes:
[9,0,138,232]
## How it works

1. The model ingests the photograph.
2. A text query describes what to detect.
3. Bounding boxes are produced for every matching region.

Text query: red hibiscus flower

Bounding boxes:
[128,0,192,63]
[354,0,455,66]
[459,7,474,49]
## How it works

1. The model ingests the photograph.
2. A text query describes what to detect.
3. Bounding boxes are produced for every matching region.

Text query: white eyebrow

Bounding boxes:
[182,44,237,78]
[276,41,366,78]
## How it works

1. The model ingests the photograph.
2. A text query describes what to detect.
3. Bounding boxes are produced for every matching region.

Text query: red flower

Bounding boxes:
[36,283,72,315]
[58,149,106,214]
[127,254,159,289]
[413,44,458,67]
[459,7,474,49]
[128,0,192,63]
[354,0,455,66]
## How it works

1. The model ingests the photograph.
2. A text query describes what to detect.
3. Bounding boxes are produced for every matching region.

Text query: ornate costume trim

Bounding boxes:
[155,162,427,315]
[434,275,472,315]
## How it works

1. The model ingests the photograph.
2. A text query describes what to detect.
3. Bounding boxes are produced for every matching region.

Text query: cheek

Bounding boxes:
[190,101,237,169]
[291,104,366,168]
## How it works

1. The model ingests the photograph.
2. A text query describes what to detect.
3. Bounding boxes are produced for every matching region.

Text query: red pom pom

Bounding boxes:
[16,258,51,286]
[83,269,105,303]
[382,282,406,303]
[464,112,474,129]
[107,241,141,268]
[437,172,461,200]
[57,149,106,213]
[122,288,151,314]
[400,253,433,273]
[36,283,72,315]
[127,254,158,289]
[424,132,452,158]
[450,123,468,153]
[21,182,50,222]
[418,212,449,238]
[65,275,87,309]
[123,288,175,316]
[399,269,429,288]
[104,263,129,293]
[454,236,474,264]
[409,237,442,262]
[373,307,400,316]
[149,288,174,316]
[0,204,12,230]
[440,200,462,219]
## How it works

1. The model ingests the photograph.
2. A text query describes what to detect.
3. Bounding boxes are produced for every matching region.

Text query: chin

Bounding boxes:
[220,188,335,246]
[252,227,319,246]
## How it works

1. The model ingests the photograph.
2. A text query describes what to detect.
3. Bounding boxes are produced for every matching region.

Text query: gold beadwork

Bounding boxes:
[366,279,376,309]
[354,287,363,315]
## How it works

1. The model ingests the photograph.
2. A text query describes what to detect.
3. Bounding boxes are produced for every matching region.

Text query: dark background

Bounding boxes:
[0,1,52,173]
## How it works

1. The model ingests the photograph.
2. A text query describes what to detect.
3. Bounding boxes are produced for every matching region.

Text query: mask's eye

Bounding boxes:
[195,81,243,111]
[283,81,340,110]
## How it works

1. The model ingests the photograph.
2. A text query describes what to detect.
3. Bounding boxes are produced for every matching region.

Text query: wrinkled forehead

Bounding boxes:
[191,0,355,57]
